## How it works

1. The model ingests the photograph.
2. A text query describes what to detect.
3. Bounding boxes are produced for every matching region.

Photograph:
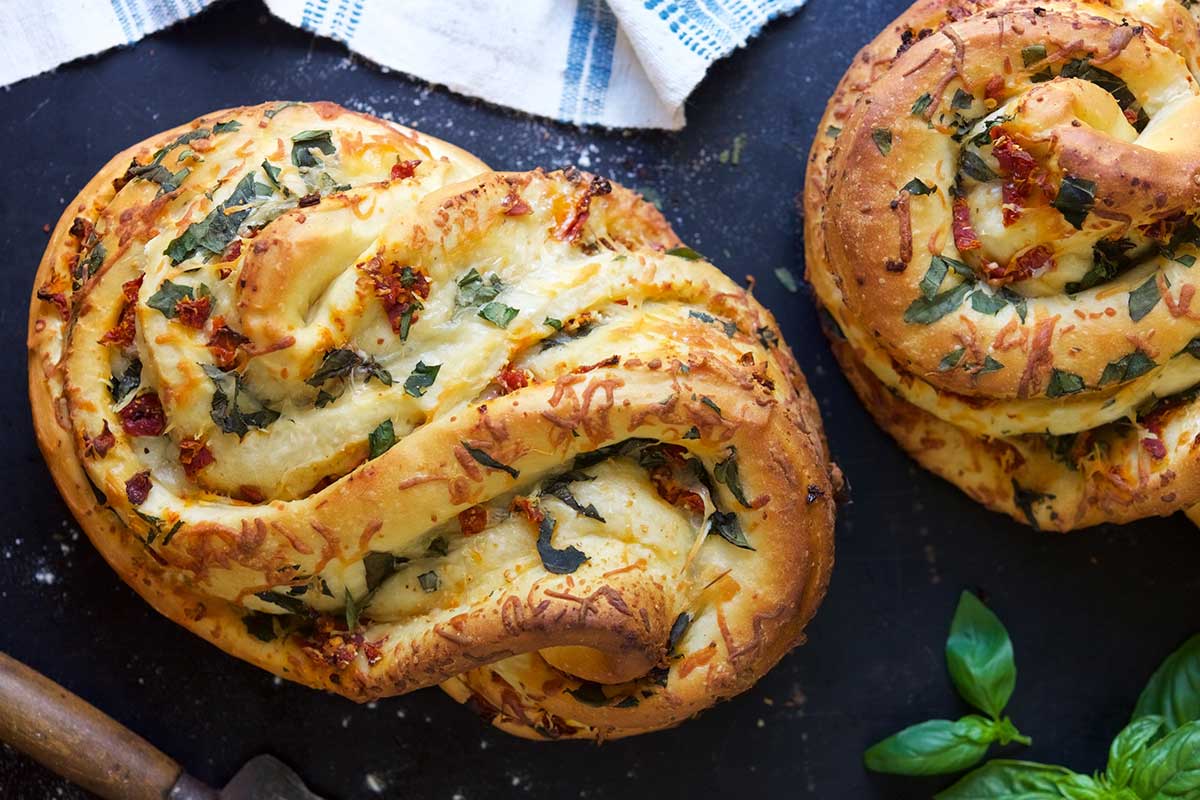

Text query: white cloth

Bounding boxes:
[0,0,805,130]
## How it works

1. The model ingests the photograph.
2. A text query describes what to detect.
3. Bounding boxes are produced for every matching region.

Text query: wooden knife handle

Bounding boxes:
[0,651,213,800]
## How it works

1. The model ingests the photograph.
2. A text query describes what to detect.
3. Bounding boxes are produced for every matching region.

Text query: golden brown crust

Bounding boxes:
[30,102,836,739]
[806,1,1200,530]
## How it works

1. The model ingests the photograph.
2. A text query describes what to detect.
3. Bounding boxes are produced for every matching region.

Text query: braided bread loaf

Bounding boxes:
[806,0,1200,530]
[29,102,837,739]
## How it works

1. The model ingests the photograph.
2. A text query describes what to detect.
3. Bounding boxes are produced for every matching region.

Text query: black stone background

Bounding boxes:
[0,1,1196,798]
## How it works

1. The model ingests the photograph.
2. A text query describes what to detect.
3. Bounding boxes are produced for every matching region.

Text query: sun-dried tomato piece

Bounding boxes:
[390,159,421,180]
[988,244,1054,283]
[179,437,215,477]
[125,470,152,505]
[359,257,432,337]
[175,294,212,329]
[647,466,706,517]
[459,505,488,536]
[501,191,532,216]
[238,485,266,504]
[206,320,249,370]
[952,195,983,252]
[99,276,145,347]
[496,366,530,395]
[118,393,166,437]
[511,496,545,526]
[36,283,70,319]
[83,421,116,459]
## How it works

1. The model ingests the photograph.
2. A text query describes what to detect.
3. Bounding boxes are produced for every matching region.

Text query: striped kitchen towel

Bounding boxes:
[1,0,805,130]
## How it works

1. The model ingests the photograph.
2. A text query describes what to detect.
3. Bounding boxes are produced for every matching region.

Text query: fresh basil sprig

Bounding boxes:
[865,591,1029,776]
[936,632,1200,798]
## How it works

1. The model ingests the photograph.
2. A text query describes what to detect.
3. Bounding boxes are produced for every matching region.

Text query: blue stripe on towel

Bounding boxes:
[109,0,135,42]
[558,0,598,122]
[580,1,618,122]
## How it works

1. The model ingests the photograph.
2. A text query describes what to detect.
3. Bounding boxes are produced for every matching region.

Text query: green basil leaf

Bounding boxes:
[912,93,934,116]
[146,280,194,318]
[1099,350,1156,386]
[417,570,440,593]
[290,129,335,168]
[666,245,704,260]
[479,301,519,328]
[1053,175,1096,230]
[204,365,281,438]
[826,125,842,138]
[542,471,605,522]
[368,419,396,459]
[1021,44,1048,67]
[455,268,505,308]
[935,760,1076,799]
[362,551,404,594]
[946,591,1017,718]
[940,348,966,371]
[1134,634,1200,730]
[165,172,268,264]
[110,359,143,404]
[952,89,975,109]
[461,441,519,478]
[213,120,242,134]
[1131,720,1200,799]
[863,718,991,776]
[960,151,998,182]
[1129,275,1163,322]
[344,587,363,630]
[1046,369,1086,398]
[1107,715,1166,789]
[971,290,1008,315]
[872,128,893,156]
[904,282,974,325]
[403,360,440,398]
[707,510,753,550]
[261,159,283,189]
[903,178,936,196]
[920,255,975,299]
[713,446,751,508]
[544,317,563,330]
[536,510,588,574]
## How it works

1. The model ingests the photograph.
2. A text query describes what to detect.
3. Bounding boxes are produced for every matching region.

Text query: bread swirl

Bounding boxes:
[29,102,837,739]
[806,0,1200,530]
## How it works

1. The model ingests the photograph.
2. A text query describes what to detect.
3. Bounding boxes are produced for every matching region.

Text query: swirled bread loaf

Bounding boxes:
[29,102,837,739]
[806,0,1200,530]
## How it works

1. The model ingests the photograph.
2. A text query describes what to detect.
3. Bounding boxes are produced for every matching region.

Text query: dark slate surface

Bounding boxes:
[0,1,1196,798]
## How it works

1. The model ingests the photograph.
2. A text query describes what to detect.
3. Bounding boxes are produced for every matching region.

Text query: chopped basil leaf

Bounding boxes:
[1012,479,1054,530]
[1066,238,1134,294]
[775,267,800,293]
[79,242,107,281]
[939,348,965,371]
[146,280,194,318]
[911,93,933,116]
[1046,369,1086,398]
[461,442,519,478]
[542,471,605,522]
[290,129,335,168]
[566,682,609,706]
[919,255,974,299]
[1183,337,1200,359]
[1129,274,1162,322]
[904,282,974,325]
[872,128,893,156]
[344,587,364,630]
[959,150,997,182]
[682,426,701,440]
[417,570,440,592]
[213,120,242,134]
[243,612,279,642]
[125,161,190,194]
[368,420,396,459]
[666,246,704,260]
[713,447,751,508]
[425,536,449,557]
[479,301,519,328]
[261,159,283,189]
[826,125,842,138]
[708,511,753,550]
[110,359,142,404]
[363,551,404,593]
[403,360,440,398]
[165,172,270,264]
[1060,59,1148,130]
[1021,44,1047,67]
[255,591,309,616]
[536,511,588,574]
[1053,175,1096,230]
[902,178,935,196]
[999,288,1028,323]
[1175,254,1197,267]
[970,290,1007,315]
[203,364,281,438]
[689,310,716,324]
[264,102,301,119]
[306,349,392,388]
[667,612,691,654]
[544,317,563,330]
[700,396,722,417]
[1099,350,1156,386]
[951,88,974,109]
[455,268,505,308]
